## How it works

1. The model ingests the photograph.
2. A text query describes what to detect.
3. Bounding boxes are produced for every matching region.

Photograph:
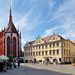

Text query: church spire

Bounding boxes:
[9,5,12,24]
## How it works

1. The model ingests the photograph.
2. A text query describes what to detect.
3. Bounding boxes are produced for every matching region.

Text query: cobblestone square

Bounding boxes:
[0,63,75,75]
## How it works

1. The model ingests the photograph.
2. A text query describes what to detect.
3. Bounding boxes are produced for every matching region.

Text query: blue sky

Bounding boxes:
[0,0,75,51]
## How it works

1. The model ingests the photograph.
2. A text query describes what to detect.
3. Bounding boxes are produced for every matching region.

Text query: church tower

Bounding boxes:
[0,5,21,58]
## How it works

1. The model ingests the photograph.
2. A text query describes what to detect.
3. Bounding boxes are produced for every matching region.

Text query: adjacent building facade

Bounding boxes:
[24,34,75,63]
[0,6,21,57]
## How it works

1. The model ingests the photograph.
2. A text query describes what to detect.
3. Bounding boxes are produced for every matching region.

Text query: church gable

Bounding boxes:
[5,22,18,33]
[48,34,61,42]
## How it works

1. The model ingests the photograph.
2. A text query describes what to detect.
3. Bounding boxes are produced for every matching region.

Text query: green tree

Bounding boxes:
[71,58,75,63]
[8,55,13,63]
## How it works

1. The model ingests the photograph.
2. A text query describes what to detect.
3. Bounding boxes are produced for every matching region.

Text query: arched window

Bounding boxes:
[7,36,10,56]
[13,37,16,57]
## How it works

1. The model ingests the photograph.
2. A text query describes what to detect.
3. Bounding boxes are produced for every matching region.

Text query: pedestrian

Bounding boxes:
[32,61,33,65]
[18,60,20,68]
[34,61,35,65]
[34,59,36,65]
[13,60,16,68]
[36,61,38,64]
[55,60,58,66]
[46,60,48,65]
[3,60,7,72]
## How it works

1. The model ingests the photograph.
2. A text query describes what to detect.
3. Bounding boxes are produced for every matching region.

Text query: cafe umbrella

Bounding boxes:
[0,55,9,60]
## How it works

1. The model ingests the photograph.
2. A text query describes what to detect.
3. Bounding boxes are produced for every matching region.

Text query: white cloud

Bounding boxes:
[15,8,40,31]
[42,0,75,41]
[15,9,33,29]
[48,0,56,12]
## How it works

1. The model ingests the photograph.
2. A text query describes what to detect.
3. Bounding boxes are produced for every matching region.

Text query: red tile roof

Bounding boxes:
[42,36,51,42]
[73,40,75,43]
[28,34,64,45]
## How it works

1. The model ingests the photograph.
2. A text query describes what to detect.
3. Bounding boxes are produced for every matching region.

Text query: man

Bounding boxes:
[18,60,20,68]
[3,60,7,72]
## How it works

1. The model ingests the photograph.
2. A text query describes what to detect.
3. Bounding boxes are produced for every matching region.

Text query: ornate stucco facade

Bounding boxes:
[24,34,75,63]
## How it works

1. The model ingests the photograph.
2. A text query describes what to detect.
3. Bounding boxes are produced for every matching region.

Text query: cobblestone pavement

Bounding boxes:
[0,63,74,75]
[22,63,75,75]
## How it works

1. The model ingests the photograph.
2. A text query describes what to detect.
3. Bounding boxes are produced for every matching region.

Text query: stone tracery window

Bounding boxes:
[7,36,10,56]
[13,37,16,57]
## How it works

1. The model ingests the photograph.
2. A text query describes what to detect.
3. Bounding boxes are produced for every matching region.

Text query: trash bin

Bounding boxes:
[0,61,3,71]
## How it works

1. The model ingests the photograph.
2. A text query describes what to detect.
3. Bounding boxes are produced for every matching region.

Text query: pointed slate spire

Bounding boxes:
[9,6,12,24]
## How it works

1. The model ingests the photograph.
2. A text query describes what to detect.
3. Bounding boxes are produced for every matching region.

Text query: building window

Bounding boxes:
[69,45,70,48]
[36,47,37,50]
[67,44,68,47]
[7,37,10,56]
[49,44,51,47]
[13,37,16,57]
[53,37,55,40]
[49,50,51,55]
[39,41,41,43]
[25,48,27,51]
[36,52,37,56]
[57,43,59,46]
[53,44,55,47]
[45,45,47,48]
[33,47,35,50]
[45,51,48,55]
[42,51,44,56]
[31,47,32,50]
[25,53,26,56]
[57,50,59,54]
[29,53,30,56]
[64,43,65,46]
[39,52,41,56]
[39,46,40,49]
[53,50,55,55]
[31,52,32,56]
[42,45,44,49]
[29,48,30,50]
[69,50,70,56]
[33,52,35,56]
[64,50,65,54]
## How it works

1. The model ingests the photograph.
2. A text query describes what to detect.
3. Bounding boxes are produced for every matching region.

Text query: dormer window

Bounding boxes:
[53,37,55,40]
[39,41,41,43]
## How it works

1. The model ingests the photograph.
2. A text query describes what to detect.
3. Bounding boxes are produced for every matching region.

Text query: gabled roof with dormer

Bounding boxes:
[24,34,64,47]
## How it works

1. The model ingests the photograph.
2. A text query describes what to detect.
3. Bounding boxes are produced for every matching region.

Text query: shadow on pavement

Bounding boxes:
[0,66,72,75]
[24,66,72,75]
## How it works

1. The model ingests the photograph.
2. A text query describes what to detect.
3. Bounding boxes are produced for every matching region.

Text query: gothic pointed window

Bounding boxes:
[13,37,16,57]
[7,36,10,56]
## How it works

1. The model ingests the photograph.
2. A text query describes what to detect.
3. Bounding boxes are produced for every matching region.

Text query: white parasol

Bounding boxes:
[0,55,9,60]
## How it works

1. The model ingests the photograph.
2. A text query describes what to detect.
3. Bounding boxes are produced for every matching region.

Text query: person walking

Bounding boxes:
[46,60,48,65]
[13,60,16,68]
[3,60,7,72]
[18,60,20,68]
[55,60,58,66]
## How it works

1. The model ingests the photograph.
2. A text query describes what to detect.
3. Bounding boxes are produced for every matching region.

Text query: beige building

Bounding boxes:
[24,34,75,63]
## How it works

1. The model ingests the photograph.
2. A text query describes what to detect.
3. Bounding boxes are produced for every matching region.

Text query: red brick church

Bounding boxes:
[0,6,21,57]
